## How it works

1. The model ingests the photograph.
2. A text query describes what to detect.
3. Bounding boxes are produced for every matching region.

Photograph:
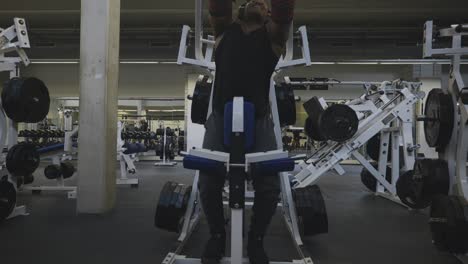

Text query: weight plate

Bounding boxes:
[6,143,40,176]
[191,75,212,125]
[155,181,193,233]
[360,162,392,192]
[23,174,34,185]
[293,185,328,236]
[0,179,17,222]
[1,77,50,123]
[396,159,449,209]
[319,104,358,142]
[424,89,454,149]
[44,164,61,180]
[276,84,296,127]
[303,97,327,141]
[430,195,468,254]
[60,162,76,179]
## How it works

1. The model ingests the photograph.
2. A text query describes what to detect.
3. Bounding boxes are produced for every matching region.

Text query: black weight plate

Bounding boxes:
[191,75,212,125]
[23,174,34,185]
[293,185,328,236]
[44,164,61,180]
[2,77,50,123]
[360,162,393,192]
[276,84,296,127]
[424,89,454,149]
[425,159,450,197]
[367,134,383,161]
[430,195,468,254]
[0,179,17,222]
[319,104,358,142]
[396,159,447,209]
[155,181,179,232]
[60,162,76,179]
[6,143,40,176]
[304,117,326,141]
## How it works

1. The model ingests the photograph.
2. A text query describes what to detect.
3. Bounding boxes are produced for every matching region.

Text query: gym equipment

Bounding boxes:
[360,162,392,192]
[154,181,192,233]
[420,24,468,257]
[190,75,212,125]
[44,162,76,180]
[293,185,328,236]
[275,83,297,126]
[2,77,50,123]
[396,159,450,209]
[303,97,358,142]
[422,88,454,150]
[174,2,316,263]
[6,142,40,176]
[294,80,423,209]
[429,195,468,254]
[0,177,16,222]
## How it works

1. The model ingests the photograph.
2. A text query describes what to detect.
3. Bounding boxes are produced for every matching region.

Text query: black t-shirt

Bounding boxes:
[213,22,279,118]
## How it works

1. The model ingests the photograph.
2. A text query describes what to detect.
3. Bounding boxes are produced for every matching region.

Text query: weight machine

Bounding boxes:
[0,18,33,221]
[158,1,318,264]
[289,79,423,206]
[420,21,468,259]
[117,121,139,187]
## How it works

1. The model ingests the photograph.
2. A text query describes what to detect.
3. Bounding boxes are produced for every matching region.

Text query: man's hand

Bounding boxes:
[209,0,233,38]
[267,0,296,56]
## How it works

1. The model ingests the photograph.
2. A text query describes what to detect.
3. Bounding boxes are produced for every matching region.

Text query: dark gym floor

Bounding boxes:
[0,163,459,264]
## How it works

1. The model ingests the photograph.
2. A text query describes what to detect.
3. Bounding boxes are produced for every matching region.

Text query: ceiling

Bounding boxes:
[1,0,467,59]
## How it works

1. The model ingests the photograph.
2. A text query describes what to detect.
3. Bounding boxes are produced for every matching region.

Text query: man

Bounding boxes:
[199,0,295,263]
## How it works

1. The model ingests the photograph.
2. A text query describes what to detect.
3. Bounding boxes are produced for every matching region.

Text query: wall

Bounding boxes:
[11,63,192,98]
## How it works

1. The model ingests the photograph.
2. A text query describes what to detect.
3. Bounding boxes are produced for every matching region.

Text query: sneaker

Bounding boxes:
[201,233,226,264]
[247,233,269,264]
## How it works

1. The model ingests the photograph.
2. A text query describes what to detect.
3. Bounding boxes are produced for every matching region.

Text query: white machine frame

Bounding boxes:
[0,18,32,220]
[166,1,313,264]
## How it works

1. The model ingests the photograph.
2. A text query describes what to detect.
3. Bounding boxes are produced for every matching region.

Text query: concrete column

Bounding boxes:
[77,0,120,213]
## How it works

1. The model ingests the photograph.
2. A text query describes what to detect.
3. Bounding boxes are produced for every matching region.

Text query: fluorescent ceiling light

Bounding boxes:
[147,109,185,112]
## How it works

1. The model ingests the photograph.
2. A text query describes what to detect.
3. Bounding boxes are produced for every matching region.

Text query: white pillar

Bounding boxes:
[77,0,121,213]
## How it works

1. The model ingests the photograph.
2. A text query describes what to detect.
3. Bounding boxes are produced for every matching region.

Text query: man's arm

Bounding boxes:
[208,0,233,39]
[268,0,296,57]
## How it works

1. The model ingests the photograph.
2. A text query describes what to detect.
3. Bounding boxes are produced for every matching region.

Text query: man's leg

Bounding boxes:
[199,112,227,263]
[199,170,227,263]
[248,115,281,264]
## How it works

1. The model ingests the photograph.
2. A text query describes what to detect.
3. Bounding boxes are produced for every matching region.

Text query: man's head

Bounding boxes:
[239,0,270,24]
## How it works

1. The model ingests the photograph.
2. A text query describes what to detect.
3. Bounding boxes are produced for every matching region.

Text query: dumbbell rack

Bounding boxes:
[155,123,177,167]
[117,121,139,187]
[22,127,78,199]
[21,154,78,199]
[0,17,33,220]
[293,82,422,206]
[20,127,79,199]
